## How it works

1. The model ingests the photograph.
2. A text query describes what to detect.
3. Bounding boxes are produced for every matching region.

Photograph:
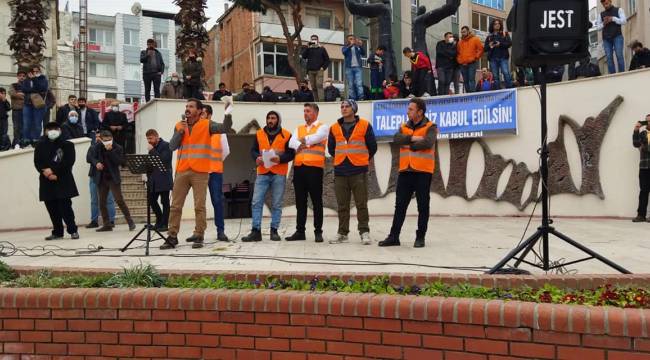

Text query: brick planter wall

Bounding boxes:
[1,288,650,359]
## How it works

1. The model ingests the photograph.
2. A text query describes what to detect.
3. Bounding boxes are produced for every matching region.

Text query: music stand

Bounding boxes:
[120,154,167,256]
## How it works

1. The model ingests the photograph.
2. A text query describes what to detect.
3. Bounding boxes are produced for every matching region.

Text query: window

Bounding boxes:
[89,28,114,46]
[628,0,637,14]
[124,97,140,103]
[327,60,343,82]
[89,62,116,78]
[471,0,504,11]
[304,8,333,30]
[153,33,168,49]
[124,64,141,81]
[124,29,140,46]
[255,42,293,77]
[472,12,503,33]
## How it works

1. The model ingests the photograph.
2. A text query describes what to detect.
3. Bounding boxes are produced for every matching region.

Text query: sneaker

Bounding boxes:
[314,232,324,243]
[85,221,99,229]
[270,228,281,241]
[329,234,348,244]
[217,232,229,242]
[44,234,63,241]
[285,232,306,241]
[378,235,401,247]
[360,232,372,245]
[96,225,113,232]
[242,229,262,242]
[71,232,80,240]
[633,216,647,223]
[160,236,179,250]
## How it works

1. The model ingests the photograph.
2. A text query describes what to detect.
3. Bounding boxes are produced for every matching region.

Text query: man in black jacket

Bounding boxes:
[55,95,78,126]
[301,35,330,102]
[86,131,116,229]
[89,130,136,232]
[61,110,85,140]
[34,122,79,240]
[77,97,99,137]
[101,103,129,149]
[140,38,165,102]
[436,32,458,96]
[629,41,650,71]
[145,129,173,231]
[294,81,315,102]
[212,83,232,101]
[183,49,203,99]
[0,88,10,146]
[261,86,279,102]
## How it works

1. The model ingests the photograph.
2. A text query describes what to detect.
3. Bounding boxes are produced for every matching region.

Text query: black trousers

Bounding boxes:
[293,166,324,234]
[412,68,429,97]
[44,198,78,236]
[638,169,650,217]
[149,191,170,227]
[99,179,132,225]
[11,110,22,146]
[389,171,432,239]
[184,84,203,100]
[143,73,162,102]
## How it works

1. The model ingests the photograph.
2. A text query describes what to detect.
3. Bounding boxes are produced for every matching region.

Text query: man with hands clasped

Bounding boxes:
[632,115,650,222]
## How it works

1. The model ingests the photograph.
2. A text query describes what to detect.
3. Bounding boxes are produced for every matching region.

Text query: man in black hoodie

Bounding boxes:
[242,111,295,242]
[436,32,458,96]
[629,41,650,71]
[140,38,166,102]
[301,35,330,102]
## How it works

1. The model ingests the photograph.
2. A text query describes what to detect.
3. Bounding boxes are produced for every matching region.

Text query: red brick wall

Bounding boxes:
[1,288,650,359]
[218,7,256,93]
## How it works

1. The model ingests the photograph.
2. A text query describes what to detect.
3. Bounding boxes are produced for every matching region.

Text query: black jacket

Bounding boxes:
[55,104,79,125]
[435,40,458,70]
[324,85,341,102]
[34,136,78,201]
[242,90,262,102]
[301,46,331,71]
[0,100,9,123]
[294,89,315,102]
[261,90,279,103]
[183,59,203,86]
[101,111,129,147]
[212,90,232,101]
[630,48,650,71]
[251,127,295,164]
[148,138,173,193]
[78,107,100,136]
[61,121,85,140]
[484,31,512,60]
[327,116,378,177]
[140,48,165,75]
[399,81,414,98]
[88,141,125,185]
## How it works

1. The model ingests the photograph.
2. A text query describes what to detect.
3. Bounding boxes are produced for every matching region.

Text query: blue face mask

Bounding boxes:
[69,116,78,124]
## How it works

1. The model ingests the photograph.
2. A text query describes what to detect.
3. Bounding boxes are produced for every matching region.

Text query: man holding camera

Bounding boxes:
[140,39,165,102]
[632,115,650,222]
[302,35,330,102]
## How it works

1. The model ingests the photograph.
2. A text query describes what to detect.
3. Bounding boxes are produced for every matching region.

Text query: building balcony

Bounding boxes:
[259,23,344,45]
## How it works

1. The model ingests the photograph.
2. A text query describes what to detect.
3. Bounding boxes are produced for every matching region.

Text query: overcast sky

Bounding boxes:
[59,0,230,27]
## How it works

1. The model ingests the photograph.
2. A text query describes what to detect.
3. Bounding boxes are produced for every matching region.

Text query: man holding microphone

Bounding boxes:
[160,98,233,250]
[632,114,650,222]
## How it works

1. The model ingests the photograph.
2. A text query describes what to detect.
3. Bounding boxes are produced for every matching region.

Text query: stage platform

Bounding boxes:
[0,216,645,275]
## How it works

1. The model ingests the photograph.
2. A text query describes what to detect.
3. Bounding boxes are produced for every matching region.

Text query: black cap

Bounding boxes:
[44,122,60,130]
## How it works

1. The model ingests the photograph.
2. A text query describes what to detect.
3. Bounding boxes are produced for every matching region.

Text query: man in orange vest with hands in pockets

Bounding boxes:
[161,97,233,250]
[328,99,377,245]
[242,111,296,242]
[286,103,329,243]
[379,98,437,248]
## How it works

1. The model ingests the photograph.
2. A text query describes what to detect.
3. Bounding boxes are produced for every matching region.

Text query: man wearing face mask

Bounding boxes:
[162,98,233,250]
[140,39,165,102]
[86,131,116,229]
[89,130,136,232]
[56,95,78,126]
[34,122,79,240]
[145,129,173,232]
[301,35,330,102]
[238,82,262,102]
[101,102,129,150]
[436,32,458,96]
[294,81,315,103]
[241,111,295,242]
[61,111,85,140]
[161,73,184,99]
[76,97,99,138]
[183,49,204,100]
[323,79,341,102]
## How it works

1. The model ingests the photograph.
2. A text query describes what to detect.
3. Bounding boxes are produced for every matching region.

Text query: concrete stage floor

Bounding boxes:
[0,216,645,275]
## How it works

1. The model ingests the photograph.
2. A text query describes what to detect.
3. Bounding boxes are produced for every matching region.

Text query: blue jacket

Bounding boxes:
[21,75,49,106]
[342,44,366,68]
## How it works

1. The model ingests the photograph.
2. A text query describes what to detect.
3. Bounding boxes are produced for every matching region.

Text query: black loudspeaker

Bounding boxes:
[508,0,591,67]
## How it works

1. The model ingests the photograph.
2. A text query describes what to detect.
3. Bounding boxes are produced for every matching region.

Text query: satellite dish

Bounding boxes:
[131,2,142,16]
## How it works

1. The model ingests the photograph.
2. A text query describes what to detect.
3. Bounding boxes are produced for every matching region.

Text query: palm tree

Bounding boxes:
[7,0,52,70]
[174,0,209,60]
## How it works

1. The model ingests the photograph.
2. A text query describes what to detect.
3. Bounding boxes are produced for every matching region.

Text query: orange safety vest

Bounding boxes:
[399,121,435,174]
[209,133,224,174]
[175,119,212,173]
[256,128,291,176]
[331,119,370,167]
[294,122,326,168]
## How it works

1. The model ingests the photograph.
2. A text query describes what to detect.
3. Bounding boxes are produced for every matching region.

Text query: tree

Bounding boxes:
[233,0,310,85]
[7,0,52,69]
[174,0,210,59]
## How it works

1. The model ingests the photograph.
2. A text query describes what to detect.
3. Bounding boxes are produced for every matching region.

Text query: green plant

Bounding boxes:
[0,260,17,282]
[103,262,165,288]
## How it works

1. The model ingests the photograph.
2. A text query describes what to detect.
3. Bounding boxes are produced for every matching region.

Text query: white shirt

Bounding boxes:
[220,134,230,160]
[79,108,88,133]
[594,8,627,30]
[289,120,329,150]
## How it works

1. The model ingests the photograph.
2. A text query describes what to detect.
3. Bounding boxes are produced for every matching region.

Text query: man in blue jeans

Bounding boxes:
[342,35,366,101]
[596,0,627,74]
[86,131,115,228]
[21,65,49,146]
[242,111,295,242]
[203,104,231,242]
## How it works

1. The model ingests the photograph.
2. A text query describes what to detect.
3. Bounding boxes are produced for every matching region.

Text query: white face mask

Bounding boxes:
[448,38,455,44]
[102,140,113,147]
[111,106,119,112]
[47,130,61,140]
[69,116,78,124]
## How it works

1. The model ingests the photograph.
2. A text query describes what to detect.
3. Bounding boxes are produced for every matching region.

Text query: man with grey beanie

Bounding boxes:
[327,99,377,245]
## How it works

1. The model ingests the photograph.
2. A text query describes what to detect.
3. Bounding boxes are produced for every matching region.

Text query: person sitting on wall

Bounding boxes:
[61,110,85,140]
[161,73,184,99]
[476,68,497,92]
[261,86,279,103]
[399,71,415,98]
[212,83,232,101]
[294,81,315,103]
[383,75,401,99]
[323,79,341,102]
[632,114,650,222]
[629,41,650,71]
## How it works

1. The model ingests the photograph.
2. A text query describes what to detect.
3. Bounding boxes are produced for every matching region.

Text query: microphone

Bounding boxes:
[181,114,186,121]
